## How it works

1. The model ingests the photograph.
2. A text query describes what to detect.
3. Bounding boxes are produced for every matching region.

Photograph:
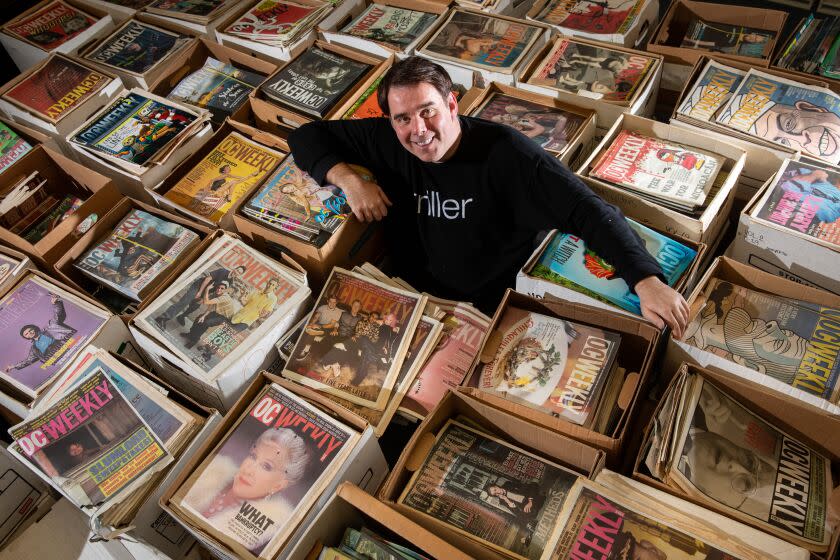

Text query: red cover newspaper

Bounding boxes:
[4,0,97,51]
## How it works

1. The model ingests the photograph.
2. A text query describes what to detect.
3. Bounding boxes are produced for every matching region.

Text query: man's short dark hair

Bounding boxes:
[377,57,453,116]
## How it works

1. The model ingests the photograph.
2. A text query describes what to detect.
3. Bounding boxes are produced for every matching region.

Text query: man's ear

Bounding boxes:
[448,91,459,117]
[795,100,828,113]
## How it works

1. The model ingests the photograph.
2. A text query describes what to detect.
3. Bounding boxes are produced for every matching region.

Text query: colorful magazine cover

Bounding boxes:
[752,160,840,248]
[284,267,424,409]
[71,92,197,166]
[398,420,578,560]
[164,131,284,223]
[419,10,543,74]
[534,0,646,36]
[0,275,108,398]
[530,221,696,315]
[472,307,620,425]
[716,69,840,165]
[341,75,384,119]
[175,383,356,557]
[683,278,840,401]
[168,57,265,122]
[74,209,200,301]
[3,56,109,123]
[527,38,655,103]
[341,4,437,48]
[470,92,586,154]
[225,0,323,37]
[681,19,775,59]
[85,20,184,76]
[5,0,96,50]
[147,0,231,18]
[677,59,746,122]
[0,122,32,175]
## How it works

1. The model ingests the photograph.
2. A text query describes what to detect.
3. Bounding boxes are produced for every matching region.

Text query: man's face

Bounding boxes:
[69,443,83,457]
[215,284,228,296]
[387,82,461,163]
[757,103,840,159]
[351,301,361,314]
[22,327,37,340]
[328,297,337,309]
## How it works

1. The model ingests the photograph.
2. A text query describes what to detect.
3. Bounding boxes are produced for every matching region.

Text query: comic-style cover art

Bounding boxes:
[419,10,543,74]
[0,121,32,175]
[85,21,184,75]
[527,38,655,104]
[471,92,586,154]
[168,57,264,122]
[164,132,283,223]
[5,1,96,50]
[683,278,840,401]
[3,56,109,123]
[341,4,437,49]
[534,0,646,36]
[753,160,840,248]
[0,275,108,398]
[530,221,696,315]
[175,383,356,557]
[681,19,775,59]
[398,420,578,560]
[677,59,746,122]
[225,0,325,38]
[716,69,840,165]
[283,268,424,409]
[342,75,384,119]
[470,307,620,425]
[71,92,197,166]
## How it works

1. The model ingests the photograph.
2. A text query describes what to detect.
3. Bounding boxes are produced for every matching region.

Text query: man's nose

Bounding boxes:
[412,117,427,136]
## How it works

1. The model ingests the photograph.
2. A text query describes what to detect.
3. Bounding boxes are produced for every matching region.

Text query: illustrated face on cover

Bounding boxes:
[753,100,840,161]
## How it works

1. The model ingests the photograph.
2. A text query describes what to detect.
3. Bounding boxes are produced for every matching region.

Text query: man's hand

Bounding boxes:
[635,276,690,338]
[326,162,391,222]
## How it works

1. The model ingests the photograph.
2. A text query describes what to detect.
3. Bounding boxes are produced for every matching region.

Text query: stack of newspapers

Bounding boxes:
[223,0,332,48]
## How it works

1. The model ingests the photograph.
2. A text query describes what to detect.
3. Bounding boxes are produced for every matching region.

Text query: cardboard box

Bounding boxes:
[577,113,744,244]
[818,0,840,16]
[516,36,662,135]
[525,0,658,48]
[516,226,707,321]
[633,362,840,559]
[0,243,35,296]
[140,0,243,38]
[250,40,387,133]
[457,81,596,166]
[319,0,448,58]
[377,389,604,560]
[52,197,213,318]
[0,445,57,549]
[322,54,393,123]
[73,0,142,24]
[459,289,660,468]
[284,482,471,560]
[0,117,62,155]
[647,0,787,69]
[0,0,116,72]
[664,256,840,416]
[214,0,364,65]
[0,145,122,268]
[159,373,389,560]
[770,15,840,95]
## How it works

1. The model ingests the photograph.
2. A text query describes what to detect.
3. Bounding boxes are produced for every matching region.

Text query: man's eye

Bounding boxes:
[422,109,437,118]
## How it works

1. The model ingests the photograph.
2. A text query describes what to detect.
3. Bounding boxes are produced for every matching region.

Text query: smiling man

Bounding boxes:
[288,56,689,334]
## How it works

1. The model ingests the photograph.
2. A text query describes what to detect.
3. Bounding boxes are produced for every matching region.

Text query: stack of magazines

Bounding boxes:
[223,0,332,48]
[2,0,97,52]
[588,130,723,214]
[145,0,237,25]
[0,171,85,243]
[680,18,775,59]
[338,4,438,52]
[775,14,840,78]
[320,526,429,559]
[168,57,266,123]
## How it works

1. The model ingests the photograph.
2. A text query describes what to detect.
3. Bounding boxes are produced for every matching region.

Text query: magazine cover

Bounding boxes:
[681,19,775,59]
[137,239,305,376]
[716,69,840,165]
[164,131,284,223]
[10,369,171,507]
[534,0,646,36]
[3,56,109,123]
[398,420,578,560]
[341,4,437,49]
[225,0,325,38]
[419,10,543,74]
[0,275,109,398]
[175,383,356,558]
[589,130,721,209]
[342,75,384,119]
[672,377,831,550]
[74,209,200,301]
[471,92,585,154]
[85,20,185,76]
[168,57,265,122]
[683,278,840,402]
[4,0,96,50]
[147,0,232,19]
[0,122,32,175]
[530,222,696,315]
[526,38,655,103]
[677,59,746,122]
[473,307,620,425]
[284,267,424,409]
[752,160,840,248]
[71,92,197,166]
[260,47,372,118]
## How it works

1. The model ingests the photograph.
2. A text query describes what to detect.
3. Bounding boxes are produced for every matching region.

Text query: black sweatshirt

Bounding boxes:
[288,116,663,313]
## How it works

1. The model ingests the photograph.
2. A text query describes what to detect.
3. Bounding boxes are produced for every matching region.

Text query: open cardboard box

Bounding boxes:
[0,243,35,296]
[0,0,116,72]
[516,36,662,135]
[139,0,242,39]
[633,362,840,559]
[0,445,57,550]
[148,36,279,126]
[0,117,62,157]
[525,0,658,48]
[377,389,605,560]
[458,81,596,166]
[52,196,213,319]
[577,113,744,244]
[0,144,122,268]
[770,15,840,95]
[73,0,143,24]
[159,372,389,560]
[459,289,660,468]
[664,256,840,416]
